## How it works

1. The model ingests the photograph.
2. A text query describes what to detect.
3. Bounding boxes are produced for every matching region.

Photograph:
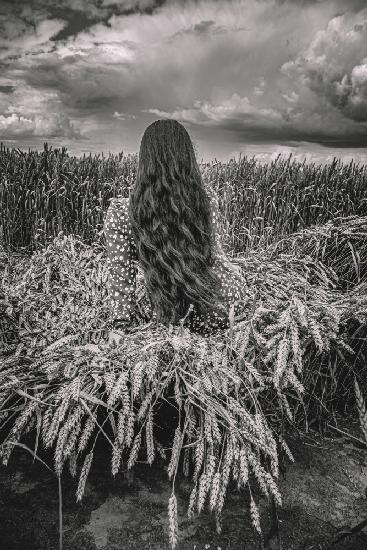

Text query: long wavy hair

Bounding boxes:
[128,119,228,327]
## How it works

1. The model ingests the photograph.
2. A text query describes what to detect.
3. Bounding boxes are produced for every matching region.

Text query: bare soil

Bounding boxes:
[0,427,366,550]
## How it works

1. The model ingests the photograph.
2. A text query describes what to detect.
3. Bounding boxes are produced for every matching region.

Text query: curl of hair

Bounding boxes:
[128,119,228,327]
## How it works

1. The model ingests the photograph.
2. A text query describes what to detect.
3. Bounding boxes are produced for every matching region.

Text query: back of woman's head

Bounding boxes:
[137,119,199,181]
[129,119,227,327]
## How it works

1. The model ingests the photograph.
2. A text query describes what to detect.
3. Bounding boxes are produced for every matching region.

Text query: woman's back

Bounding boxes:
[104,179,250,335]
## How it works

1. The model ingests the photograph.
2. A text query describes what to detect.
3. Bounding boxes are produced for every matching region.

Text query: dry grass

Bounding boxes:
[263,215,367,290]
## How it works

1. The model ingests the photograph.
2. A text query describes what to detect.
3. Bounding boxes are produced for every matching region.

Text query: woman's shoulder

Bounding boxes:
[108,196,129,212]
[106,196,131,227]
[109,195,129,206]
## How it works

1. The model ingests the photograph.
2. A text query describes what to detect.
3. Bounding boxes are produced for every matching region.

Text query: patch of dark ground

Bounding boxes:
[0,427,366,550]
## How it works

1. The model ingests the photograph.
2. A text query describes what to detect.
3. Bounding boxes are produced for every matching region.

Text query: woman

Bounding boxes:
[104,119,249,343]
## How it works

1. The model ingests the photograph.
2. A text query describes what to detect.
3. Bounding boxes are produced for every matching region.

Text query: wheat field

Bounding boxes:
[0,144,366,548]
[1,143,367,253]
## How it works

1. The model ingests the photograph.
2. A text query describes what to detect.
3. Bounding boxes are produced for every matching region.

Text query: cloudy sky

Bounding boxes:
[1,0,367,163]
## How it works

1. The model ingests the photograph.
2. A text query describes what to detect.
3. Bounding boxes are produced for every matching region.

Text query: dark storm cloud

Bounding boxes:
[0,85,15,94]
[170,19,231,40]
[147,94,367,148]
[0,0,170,44]
[219,118,367,147]
[1,0,367,158]
[51,12,94,41]
[100,0,168,15]
[146,2,367,150]
[275,0,366,6]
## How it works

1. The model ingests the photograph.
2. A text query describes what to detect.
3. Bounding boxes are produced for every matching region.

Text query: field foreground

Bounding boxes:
[0,427,366,550]
[1,221,367,549]
[1,148,367,549]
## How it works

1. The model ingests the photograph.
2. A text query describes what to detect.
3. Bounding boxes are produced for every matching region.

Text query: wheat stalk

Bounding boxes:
[354,377,367,443]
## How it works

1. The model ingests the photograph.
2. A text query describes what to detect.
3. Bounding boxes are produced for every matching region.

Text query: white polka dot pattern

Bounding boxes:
[103,181,249,334]
[104,196,138,327]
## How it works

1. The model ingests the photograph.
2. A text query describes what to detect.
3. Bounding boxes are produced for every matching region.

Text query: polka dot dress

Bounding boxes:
[103,181,250,335]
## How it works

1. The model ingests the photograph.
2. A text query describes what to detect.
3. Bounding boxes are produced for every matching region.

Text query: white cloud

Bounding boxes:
[281,9,367,121]
[0,114,34,136]
[144,93,282,125]
[113,111,136,119]
[282,91,299,103]
[349,61,367,119]
[0,112,79,138]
